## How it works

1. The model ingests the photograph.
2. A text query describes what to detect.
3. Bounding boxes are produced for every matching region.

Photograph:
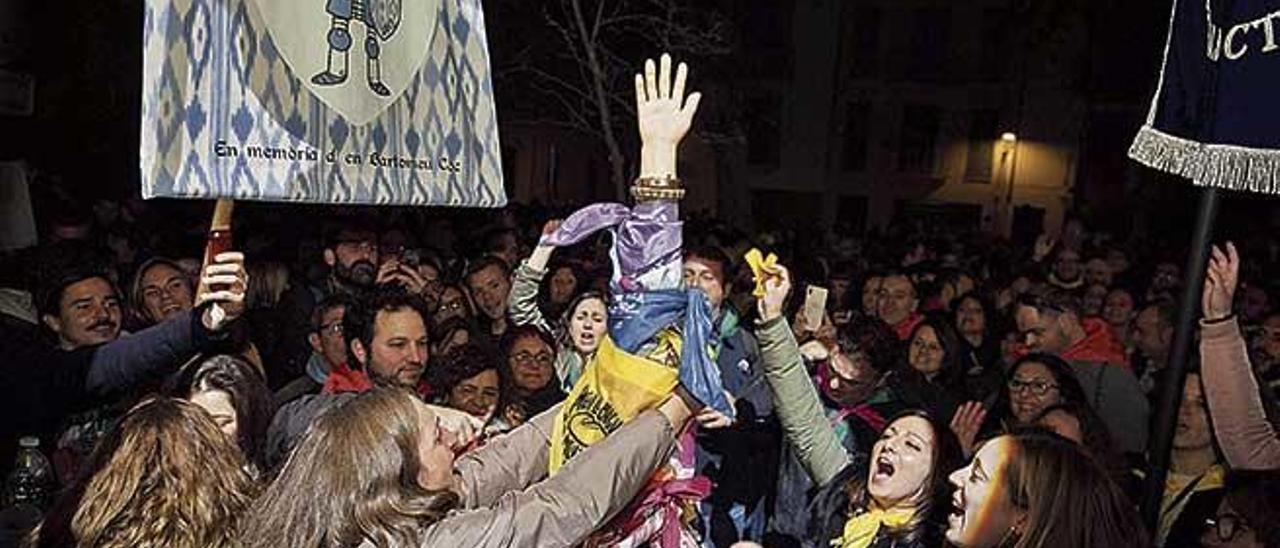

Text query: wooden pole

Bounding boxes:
[196,198,235,300]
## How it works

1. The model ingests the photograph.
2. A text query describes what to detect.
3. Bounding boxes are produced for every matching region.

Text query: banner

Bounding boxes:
[549,334,679,473]
[1129,0,1280,195]
[140,0,506,206]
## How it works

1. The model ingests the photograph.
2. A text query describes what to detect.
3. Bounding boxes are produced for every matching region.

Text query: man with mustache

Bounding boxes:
[39,267,122,351]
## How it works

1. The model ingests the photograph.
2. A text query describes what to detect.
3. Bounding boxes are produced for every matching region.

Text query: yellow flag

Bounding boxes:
[549,333,680,473]
[744,248,780,298]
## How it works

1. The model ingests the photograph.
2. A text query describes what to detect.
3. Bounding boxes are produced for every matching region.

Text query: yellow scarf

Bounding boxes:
[833,506,915,548]
[743,248,780,298]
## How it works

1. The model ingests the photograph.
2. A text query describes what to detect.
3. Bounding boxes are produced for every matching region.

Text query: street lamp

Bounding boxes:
[998,131,1020,236]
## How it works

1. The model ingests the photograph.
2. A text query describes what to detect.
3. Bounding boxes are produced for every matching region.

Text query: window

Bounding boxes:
[897,105,940,172]
[841,102,870,171]
[964,109,999,181]
[746,94,782,167]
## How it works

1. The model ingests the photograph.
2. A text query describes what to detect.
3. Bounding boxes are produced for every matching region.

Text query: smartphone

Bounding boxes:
[803,286,829,332]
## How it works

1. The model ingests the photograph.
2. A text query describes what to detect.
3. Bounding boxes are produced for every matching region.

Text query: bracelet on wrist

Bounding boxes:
[1203,313,1236,325]
[631,175,685,202]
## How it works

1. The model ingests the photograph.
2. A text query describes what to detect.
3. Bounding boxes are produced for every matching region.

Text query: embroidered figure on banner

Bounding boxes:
[312,0,402,96]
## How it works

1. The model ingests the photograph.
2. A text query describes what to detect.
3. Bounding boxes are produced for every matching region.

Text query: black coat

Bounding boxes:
[0,308,232,474]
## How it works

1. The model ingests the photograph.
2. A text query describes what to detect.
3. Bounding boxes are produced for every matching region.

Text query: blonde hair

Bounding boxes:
[32,398,255,548]
[238,388,458,548]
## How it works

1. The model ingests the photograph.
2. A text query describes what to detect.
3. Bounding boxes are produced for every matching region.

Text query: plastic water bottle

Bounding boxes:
[3,437,54,510]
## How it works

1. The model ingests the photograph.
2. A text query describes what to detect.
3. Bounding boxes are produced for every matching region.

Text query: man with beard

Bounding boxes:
[272,221,380,389]
[322,284,430,394]
[266,284,481,469]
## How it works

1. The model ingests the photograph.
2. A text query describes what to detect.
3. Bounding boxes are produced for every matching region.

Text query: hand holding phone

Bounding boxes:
[803,286,829,332]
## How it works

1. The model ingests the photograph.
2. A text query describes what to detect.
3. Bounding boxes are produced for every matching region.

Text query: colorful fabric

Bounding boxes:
[833,506,914,548]
[586,432,709,548]
[540,201,683,292]
[609,290,734,418]
[743,248,780,298]
[550,335,680,473]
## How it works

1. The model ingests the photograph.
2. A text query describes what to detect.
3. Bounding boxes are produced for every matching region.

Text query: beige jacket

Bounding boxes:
[1200,319,1280,470]
[357,405,677,548]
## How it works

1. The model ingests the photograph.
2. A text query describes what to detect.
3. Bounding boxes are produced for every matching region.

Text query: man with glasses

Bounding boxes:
[1015,290,1148,454]
[273,295,351,407]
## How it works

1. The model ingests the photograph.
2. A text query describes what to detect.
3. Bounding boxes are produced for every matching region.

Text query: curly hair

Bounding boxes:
[32,398,255,548]
[427,341,501,395]
[238,388,459,548]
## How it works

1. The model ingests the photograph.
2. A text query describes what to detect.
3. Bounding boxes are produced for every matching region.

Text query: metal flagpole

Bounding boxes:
[1139,186,1220,531]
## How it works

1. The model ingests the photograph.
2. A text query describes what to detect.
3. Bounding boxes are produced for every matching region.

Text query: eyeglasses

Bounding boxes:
[439,300,465,312]
[317,322,343,336]
[1008,378,1058,396]
[1204,513,1247,542]
[511,351,554,366]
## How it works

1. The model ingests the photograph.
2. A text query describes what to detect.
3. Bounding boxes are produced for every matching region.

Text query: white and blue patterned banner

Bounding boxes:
[140,0,506,206]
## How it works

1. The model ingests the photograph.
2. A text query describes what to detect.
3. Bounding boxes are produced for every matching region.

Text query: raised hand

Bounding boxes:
[950,401,988,458]
[1203,242,1240,321]
[635,53,701,177]
[757,265,792,323]
[541,219,564,238]
[196,251,248,331]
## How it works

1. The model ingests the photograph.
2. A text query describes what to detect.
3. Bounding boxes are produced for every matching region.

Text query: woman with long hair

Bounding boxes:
[758,264,962,547]
[162,353,275,473]
[509,219,609,391]
[30,398,255,548]
[238,386,699,548]
[990,353,1091,431]
[129,257,195,328]
[946,429,1147,547]
[951,291,1005,402]
[885,314,968,421]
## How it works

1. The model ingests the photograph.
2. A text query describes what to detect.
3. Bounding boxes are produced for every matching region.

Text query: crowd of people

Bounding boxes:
[1,54,1280,548]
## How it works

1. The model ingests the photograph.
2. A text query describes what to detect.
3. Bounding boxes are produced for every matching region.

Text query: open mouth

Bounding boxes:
[873,455,896,481]
[948,491,966,531]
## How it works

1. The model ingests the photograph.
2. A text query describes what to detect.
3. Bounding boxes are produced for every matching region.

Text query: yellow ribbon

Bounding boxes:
[833,506,915,548]
[744,248,780,298]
